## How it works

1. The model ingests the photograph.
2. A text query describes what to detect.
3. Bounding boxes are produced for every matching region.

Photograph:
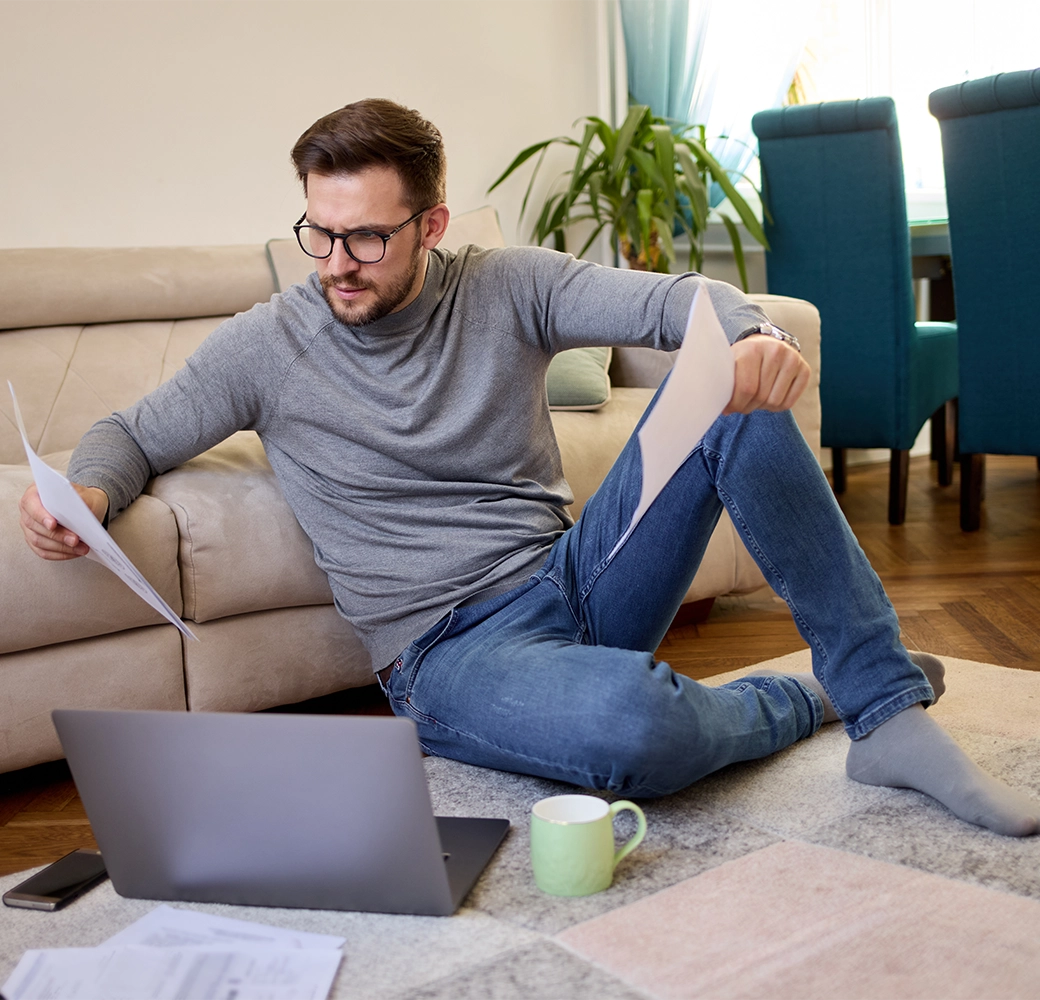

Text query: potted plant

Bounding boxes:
[488,104,767,290]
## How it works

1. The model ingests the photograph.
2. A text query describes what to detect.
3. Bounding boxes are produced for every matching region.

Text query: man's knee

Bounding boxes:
[577,664,712,797]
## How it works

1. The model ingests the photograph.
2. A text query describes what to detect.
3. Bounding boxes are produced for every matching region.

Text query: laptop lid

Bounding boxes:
[52,709,509,916]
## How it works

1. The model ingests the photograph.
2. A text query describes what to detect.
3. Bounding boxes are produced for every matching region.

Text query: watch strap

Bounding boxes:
[734,322,802,353]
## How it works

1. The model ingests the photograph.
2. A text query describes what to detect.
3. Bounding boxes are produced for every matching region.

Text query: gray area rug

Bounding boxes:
[2,651,1038,999]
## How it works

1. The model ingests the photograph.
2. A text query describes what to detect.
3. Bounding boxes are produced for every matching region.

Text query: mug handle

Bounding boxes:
[609,800,647,868]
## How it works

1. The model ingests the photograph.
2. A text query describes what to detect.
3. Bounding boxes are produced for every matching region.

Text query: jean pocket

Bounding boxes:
[397,610,458,703]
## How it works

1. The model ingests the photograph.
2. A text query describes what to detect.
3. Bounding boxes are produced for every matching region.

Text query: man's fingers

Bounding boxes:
[761,358,807,411]
[18,483,91,559]
[726,338,810,414]
[777,363,811,411]
[725,362,761,414]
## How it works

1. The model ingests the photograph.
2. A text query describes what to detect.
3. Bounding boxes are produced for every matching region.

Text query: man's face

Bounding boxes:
[305,167,428,327]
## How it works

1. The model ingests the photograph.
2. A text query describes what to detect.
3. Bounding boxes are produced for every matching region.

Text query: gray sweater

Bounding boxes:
[68,245,767,668]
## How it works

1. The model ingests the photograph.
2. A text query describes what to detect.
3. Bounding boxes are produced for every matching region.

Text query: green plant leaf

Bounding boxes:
[675,144,709,232]
[576,219,610,259]
[487,137,566,193]
[532,190,567,245]
[654,214,676,269]
[611,105,649,178]
[720,214,749,292]
[636,187,654,262]
[628,148,667,194]
[518,146,549,228]
[649,124,676,202]
[686,137,768,247]
[566,122,601,206]
[491,105,768,273]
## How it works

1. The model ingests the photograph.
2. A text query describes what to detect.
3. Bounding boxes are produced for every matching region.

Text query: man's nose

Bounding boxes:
[327,238,360,275]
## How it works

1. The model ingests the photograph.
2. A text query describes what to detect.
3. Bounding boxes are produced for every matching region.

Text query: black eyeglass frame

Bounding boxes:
[292,208,428,263]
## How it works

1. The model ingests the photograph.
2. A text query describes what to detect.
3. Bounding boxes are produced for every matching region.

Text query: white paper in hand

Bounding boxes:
[9,382,197,641]
[609,288,735,559]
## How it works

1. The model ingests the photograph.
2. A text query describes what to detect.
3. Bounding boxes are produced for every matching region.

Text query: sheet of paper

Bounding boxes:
[8,382,197,641]
[609,287,735,559]
[0,946,343,1000]
[103,904,345,951]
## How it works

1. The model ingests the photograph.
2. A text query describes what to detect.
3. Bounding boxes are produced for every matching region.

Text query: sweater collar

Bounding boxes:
[314,249,449,339]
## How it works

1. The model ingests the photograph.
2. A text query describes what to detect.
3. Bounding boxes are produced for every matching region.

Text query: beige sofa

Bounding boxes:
[0,209,821,774]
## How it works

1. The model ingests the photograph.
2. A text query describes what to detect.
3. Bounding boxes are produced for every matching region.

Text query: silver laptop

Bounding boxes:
[52,709,509,916]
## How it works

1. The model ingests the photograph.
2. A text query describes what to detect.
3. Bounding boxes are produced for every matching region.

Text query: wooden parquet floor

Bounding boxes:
[1,454,1038,879]
[662,453,1040,679]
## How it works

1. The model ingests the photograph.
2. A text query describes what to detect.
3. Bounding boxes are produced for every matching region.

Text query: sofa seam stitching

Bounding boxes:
[171,500,196,622]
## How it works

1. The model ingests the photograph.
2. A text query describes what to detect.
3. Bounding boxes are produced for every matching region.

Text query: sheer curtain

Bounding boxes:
[620,0,817,206]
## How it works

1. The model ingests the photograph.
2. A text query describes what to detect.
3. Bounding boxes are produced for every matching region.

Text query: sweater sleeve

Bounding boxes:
[67,293,302,519]
[472,246,770,354]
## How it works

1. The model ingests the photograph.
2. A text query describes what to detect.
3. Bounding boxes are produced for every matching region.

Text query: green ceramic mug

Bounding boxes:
[530,794,647,896]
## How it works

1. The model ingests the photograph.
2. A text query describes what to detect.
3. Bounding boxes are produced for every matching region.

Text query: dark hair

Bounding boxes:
[291,98,446,211]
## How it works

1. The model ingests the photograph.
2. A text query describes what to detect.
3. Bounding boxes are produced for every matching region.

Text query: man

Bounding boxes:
[20,99,1037,836]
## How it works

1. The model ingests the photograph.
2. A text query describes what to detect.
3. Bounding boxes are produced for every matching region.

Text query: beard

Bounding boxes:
[320,232,425,327]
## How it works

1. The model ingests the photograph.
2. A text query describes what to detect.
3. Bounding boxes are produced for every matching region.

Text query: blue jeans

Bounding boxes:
[380,401,934,798]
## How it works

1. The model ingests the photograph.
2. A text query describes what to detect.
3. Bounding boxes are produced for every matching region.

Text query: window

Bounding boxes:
[795,0,1040,220]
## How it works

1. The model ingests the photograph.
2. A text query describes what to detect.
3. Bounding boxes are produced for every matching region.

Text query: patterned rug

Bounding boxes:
[2,651,1038,999]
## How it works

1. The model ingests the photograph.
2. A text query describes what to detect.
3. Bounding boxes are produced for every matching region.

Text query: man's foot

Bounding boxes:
[846,704,1038,837]
[907,650,946,704]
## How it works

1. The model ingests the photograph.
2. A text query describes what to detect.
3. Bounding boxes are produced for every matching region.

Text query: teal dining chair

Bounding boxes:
[751,98,958,525]
[929,68,1040,531]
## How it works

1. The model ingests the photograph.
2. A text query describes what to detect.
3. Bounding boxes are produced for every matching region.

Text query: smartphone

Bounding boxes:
[2,848,108,911]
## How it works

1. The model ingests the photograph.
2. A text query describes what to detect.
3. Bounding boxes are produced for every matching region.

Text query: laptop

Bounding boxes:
[51,709,510,916]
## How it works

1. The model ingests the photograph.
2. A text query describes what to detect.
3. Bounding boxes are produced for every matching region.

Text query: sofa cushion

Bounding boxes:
[0,626,186,771]
[0,246,275,332]
[546,346,612,410]
[144,432,334,623]
[0,455,184,655]
[183,605,371,712]
[0,317,228,465]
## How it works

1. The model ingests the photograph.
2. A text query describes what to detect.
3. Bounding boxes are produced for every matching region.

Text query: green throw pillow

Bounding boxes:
[546,347,612,410]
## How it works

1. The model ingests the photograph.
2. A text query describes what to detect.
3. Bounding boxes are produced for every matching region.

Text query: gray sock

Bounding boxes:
[908,650,946,704]
[846,704,1038,837]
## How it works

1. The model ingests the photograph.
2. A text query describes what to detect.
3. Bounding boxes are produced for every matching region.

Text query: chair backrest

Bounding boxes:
[752,98,918,450]
[930,68,1040,456]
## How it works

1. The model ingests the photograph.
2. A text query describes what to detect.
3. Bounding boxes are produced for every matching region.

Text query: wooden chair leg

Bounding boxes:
[889,449,910,525]
[931,400,956,487]
[960,453,984,531]
[832,447,847,494]
[670,597,715,627]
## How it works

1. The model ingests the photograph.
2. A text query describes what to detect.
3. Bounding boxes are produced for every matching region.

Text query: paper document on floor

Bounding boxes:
[0,946,343,1000]
[1,905,345,999]
[8,381,197,641]
[608,287,735,559]
[102,903,347,950]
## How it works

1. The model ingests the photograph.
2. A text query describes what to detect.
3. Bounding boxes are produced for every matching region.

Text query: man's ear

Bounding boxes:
[421,204,450,249]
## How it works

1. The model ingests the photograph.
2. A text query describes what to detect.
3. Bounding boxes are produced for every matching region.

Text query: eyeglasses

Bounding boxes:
[293,208,427,264]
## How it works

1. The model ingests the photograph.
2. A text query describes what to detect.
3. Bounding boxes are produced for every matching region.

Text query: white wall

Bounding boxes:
[0,0,607,249]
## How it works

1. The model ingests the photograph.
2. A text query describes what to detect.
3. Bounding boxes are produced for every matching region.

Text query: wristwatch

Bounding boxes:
[734,322,802,353]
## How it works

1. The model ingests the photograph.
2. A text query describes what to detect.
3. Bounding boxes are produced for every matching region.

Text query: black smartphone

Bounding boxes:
[2,848,108,911]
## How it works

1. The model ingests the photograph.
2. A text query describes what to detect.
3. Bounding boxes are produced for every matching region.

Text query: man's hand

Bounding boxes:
[19,483,109,561]
[723,335,811,415]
